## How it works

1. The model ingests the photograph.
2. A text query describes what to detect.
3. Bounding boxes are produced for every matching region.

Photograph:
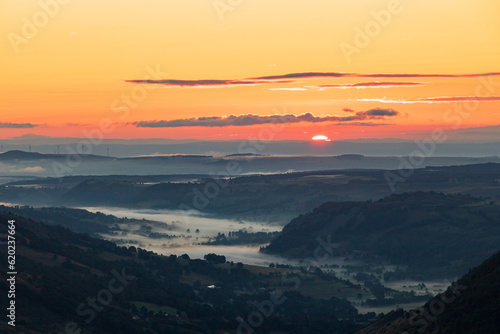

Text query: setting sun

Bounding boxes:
[312,135,331,142]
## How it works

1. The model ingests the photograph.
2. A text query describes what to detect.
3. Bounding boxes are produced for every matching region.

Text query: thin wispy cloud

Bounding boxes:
[269,88,308,91]
[65,122,90,127]
[126,71,500,89]
[356,96,500,104]
[0,122,38,128]
[356,72,500,79]
[334,122,392,127]
[254,71,500,80]
[314,82,424,90]
[125,79,292,88]
[253,72,351,80]
[133,109,399,128]
[420,96,500,102]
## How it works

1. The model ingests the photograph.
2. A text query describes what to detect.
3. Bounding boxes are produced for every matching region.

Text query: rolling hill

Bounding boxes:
[263,192,500,279]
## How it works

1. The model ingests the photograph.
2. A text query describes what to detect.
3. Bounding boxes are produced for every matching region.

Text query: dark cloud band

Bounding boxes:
[134,109,399,128]
[255,71,500,80]
[126,71,500,88]
[125,79,292,87]
[316,82,423,88]
[0,122,38,128]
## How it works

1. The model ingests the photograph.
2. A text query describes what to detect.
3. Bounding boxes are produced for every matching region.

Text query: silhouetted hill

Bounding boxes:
[0,150,52,160]
[263,192,500,278]
[1,148,500,177]
[0,204,161,234]
[0,150,109,161]
[356,248,500,333]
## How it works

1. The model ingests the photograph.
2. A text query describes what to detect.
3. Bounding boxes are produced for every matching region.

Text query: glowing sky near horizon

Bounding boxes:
[1,0,499,141]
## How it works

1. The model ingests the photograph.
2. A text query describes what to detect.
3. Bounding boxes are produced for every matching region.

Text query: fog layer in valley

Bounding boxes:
[80,206,284,263]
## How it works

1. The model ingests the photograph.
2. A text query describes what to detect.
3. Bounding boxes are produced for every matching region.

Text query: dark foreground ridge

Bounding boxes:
[356,247,500,333]
[0,211,370,333]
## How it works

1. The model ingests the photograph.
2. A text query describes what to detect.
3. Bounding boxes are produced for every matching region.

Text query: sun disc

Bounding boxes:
[312,135,331,141]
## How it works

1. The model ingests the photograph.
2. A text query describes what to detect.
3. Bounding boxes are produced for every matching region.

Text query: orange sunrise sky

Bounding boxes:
[1,0,500,141]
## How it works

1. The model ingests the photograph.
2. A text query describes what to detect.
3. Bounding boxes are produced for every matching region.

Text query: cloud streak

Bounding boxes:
[0,122,38,128]
[134,109,399,128]
[125,79,292,88]
[269,87,308,91]
[356,96,500,104]
[254,71,500,80]
[314,82,423,89]
[126,71,500,88]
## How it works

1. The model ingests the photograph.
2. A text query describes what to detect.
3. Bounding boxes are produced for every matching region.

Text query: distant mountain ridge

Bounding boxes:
[1,148,500,177]
[4,132,500,157]
[0,150,57,160]
[0,150,110,161]
[3,163,500,222]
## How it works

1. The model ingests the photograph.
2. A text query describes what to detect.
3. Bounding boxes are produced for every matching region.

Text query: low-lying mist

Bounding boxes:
[80,206,284,265]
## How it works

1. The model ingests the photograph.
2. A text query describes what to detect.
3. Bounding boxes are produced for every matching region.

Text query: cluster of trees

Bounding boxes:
[1,212,381,334]
[203,230,280,245]
[203,253,226,264]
